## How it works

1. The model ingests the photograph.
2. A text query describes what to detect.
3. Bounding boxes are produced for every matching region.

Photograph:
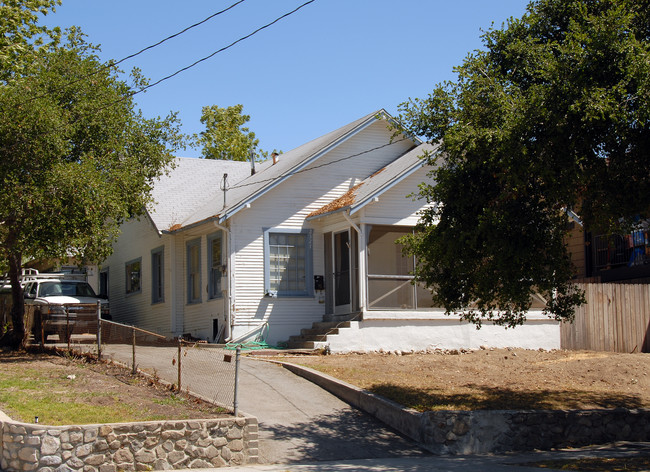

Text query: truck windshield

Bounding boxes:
[39,282,97,298]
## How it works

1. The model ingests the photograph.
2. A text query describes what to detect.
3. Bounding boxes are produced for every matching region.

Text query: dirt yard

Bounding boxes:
[277,348,650,412]
[0,350,228,425]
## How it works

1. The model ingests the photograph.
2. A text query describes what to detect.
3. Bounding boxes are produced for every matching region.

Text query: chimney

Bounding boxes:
[272,152,279,165]
[250,150,256,175]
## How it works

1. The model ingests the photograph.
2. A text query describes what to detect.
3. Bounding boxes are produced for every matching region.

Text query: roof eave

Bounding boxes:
[221,109,416,223]
[349,157,428,216]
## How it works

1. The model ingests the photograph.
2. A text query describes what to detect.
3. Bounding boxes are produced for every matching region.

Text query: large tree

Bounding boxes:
[398,0,650,327]
[0,19,184,347]
[196,104,274,161]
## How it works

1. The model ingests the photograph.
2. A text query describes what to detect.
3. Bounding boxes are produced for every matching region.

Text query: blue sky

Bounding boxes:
[43,0,530,157]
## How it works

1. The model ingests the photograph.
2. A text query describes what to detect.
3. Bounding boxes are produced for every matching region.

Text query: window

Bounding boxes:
[187,239,201,304]
[99,268,109,299]
[367,226,438,310]
[151,247,164,304]
[125,258,141,295]
[264,228,313,297]
[208,232,223,299]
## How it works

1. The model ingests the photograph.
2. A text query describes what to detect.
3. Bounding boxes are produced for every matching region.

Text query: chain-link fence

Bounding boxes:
[29,309,241,414]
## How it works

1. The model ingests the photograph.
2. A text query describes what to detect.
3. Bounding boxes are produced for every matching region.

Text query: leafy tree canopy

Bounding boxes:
[0,14,185,346]
[196,104,277,161]
[0,0,61,81]
[398,0,650,327]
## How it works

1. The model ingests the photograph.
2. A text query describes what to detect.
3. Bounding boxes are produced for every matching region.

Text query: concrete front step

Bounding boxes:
[284,320,353,351]
[311,321,351,331]
[288,334,329,343]
[285,340,328,350]
[300,327,340,336]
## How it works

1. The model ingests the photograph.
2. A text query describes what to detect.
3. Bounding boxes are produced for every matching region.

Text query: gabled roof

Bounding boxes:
[147,157,250,233]
[157,109,420,232]
[210,109,405,224]
[306,142,440,220]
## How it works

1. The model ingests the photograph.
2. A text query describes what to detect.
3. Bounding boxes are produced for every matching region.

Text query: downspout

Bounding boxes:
[213,220,233,342]
[343,210,365,312]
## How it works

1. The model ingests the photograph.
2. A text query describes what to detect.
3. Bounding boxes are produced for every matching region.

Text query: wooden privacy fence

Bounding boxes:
[561,282,650,353]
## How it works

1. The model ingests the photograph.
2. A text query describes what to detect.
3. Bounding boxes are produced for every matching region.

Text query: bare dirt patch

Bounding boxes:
[277,349,650,411]
[0,349,229,425]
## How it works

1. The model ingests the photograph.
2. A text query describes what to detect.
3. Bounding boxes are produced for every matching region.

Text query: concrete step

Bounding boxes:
[285,340,328,350]
[288,334,329,343]
[311,321,351,331]
[300,327,340,336]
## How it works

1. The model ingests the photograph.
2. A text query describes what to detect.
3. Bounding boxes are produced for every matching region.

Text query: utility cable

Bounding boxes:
[1,0,317,154]
[227,137,411,191]
[20,0,247,106]
[133,0,315,96]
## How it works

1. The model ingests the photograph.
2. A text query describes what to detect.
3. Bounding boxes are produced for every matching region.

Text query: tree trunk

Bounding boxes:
[8,251,25,349]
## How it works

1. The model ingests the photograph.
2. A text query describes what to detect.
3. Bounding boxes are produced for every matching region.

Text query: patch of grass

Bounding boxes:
[153,394,187,407]
[0,352,229,425]
[0,366,150,425]
[526,456,650,471]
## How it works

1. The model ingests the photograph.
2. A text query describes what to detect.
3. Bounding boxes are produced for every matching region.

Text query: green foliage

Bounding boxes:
[398,0,650,327]
[0,20,185,346]
[196,104,268,161]
[0,0,61,81]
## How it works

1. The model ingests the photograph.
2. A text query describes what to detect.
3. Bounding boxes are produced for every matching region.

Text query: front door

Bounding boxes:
[334,230,351,314]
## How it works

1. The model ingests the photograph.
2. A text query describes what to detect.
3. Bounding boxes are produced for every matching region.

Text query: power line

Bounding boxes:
[1,0,317,154]
[133,0,315,96]
[21,0,248,106]
[227,137,412,191]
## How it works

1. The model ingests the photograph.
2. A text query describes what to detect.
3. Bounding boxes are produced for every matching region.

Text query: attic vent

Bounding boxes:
[272,152,279,165]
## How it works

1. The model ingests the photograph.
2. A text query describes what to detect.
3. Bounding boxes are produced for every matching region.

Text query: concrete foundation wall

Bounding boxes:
[326,318,561,353]
[0,415,258,471]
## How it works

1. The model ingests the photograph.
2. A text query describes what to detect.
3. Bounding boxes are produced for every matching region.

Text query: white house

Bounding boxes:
[101,110,560,352]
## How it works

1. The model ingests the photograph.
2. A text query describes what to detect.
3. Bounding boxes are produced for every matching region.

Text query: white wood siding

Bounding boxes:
[102,217,174,336]
[180,229,226,341]
[229,123,413,344]
[362,167,435,225]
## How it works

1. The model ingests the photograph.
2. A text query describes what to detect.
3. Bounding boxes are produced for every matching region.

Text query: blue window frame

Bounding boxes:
[151,246,164,304]
[125,258,141,295]
[208,232,223,299]
[264,228,313,297]
[186,238,201,304]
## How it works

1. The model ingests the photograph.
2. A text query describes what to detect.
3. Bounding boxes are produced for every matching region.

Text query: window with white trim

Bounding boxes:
[264,228,313,297]
[208,232,223,299]
[187,239,201,304]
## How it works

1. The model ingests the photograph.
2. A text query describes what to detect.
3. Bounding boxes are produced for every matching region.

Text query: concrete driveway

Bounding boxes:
[238,357,426,464]
[95,343,427,465]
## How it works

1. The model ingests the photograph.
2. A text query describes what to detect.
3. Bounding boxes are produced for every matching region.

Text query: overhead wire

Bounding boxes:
[20,0,248,106]
[1,0,317,154]
[226,137,412,191]
[133,0,315,97]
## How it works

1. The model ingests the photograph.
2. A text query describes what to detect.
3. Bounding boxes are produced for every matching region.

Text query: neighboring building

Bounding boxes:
[567,215,650,282]
[101,110,560,351]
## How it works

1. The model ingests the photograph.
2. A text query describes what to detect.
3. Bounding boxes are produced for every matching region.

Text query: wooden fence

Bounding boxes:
[561,282,650,353]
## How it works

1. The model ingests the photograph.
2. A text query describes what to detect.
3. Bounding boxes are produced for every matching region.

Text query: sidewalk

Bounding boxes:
[180,442,650,471]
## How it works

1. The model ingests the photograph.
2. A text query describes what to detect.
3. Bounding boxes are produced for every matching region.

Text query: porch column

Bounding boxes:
[358,223,368,312]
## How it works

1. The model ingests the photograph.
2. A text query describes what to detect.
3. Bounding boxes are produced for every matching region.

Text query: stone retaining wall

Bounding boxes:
[0,415,258,471]
[282,362,650,455]
[421,408,650,454]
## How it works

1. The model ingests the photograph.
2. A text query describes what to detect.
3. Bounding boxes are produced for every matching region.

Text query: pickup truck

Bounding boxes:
[23,277,110,343]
